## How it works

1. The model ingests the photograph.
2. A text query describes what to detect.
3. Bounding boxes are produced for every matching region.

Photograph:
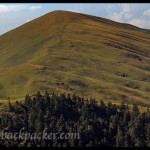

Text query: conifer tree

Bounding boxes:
[116,126,125,147]
[146,124,150,147]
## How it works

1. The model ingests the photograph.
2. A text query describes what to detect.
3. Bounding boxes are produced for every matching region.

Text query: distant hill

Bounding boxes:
[0,10,150,106]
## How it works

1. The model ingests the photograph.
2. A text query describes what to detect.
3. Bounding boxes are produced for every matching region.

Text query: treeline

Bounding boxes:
[0,91,150,147]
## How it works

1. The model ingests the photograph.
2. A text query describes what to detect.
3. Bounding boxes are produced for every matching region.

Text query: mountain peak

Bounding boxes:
[48,10,79,14]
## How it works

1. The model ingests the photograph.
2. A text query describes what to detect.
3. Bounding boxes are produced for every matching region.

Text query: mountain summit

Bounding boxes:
[0,10,150,106]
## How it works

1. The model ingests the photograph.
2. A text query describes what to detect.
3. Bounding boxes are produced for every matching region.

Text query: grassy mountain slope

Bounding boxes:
[0,10,150,105]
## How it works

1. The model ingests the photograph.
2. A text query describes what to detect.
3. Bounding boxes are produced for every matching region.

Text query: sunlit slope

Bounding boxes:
[0,10,149,105]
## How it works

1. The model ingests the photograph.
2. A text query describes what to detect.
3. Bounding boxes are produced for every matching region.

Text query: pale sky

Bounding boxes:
[0,3,150,35]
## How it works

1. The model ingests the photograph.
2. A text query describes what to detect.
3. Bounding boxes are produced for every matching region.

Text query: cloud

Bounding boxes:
[0,4,27,12]
[106,4,150,29]
[67,5,84,13]
[0,4,42,13]
[26,19,31,23]
[129,18,150,29]
[107,4,133,22]
[29,5,42,10]
[143,9,150,17]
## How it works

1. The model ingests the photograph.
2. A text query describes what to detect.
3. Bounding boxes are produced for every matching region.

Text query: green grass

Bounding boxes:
[0,10,149,107]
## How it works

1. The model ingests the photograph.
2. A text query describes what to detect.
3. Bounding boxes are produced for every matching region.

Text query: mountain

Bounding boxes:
[0,10,150,106]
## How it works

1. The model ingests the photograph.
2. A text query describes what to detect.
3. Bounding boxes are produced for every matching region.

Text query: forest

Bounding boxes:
[0,91,150,147]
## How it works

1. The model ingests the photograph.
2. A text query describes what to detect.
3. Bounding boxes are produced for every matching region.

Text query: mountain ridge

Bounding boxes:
[1,10,150,37]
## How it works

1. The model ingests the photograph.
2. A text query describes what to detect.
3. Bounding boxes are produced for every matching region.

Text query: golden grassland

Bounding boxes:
[0,10,149,107]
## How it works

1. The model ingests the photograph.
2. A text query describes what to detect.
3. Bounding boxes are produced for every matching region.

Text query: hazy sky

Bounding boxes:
[0,3,150,35]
